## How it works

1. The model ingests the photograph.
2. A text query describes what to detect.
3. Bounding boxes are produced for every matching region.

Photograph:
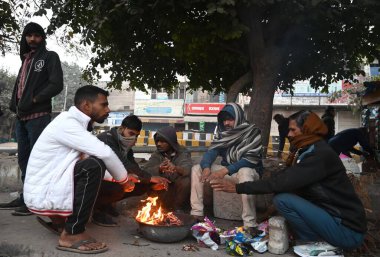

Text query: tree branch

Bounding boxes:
[226,70,252,102]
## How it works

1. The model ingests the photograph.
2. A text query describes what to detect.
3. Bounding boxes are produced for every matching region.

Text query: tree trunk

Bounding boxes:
[246,72,277,156]
[226,71,252,102]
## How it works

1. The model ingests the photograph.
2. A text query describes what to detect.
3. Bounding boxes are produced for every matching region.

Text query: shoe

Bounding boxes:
[191,215,204,223]
[245,226,264,237]
[12,204,33,216]
[293,242,344,257]
[0,198,23,210]
[104,205,119,217]
[92,212,118,227]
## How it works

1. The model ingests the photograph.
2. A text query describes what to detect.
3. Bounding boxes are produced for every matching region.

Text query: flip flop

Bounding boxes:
[56,239,108,254]
[36,216,62,235]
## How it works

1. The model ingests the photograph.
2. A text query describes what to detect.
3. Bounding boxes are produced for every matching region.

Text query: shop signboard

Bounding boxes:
[134,99,184,117]
[185,103,225,115]
[107,112,131,126]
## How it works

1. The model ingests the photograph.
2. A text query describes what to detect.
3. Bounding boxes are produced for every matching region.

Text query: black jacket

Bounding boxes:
[322,113,335,141]
[97,127,152,183]
[236,140,367,233]
[9,47,63,117]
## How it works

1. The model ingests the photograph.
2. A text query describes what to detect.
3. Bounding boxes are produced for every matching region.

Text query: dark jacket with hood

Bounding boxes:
[236,140,367,234]
[144,127,192,182]
[9,22,63,118]
[97,127,152,184]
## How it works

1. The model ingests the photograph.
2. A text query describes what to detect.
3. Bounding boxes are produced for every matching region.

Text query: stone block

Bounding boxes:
[213,189,243,221]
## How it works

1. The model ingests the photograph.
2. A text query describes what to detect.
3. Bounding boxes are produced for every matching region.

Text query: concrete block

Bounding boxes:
[213,189,243,221]
[268,216,289,255]
[0,155,22,191]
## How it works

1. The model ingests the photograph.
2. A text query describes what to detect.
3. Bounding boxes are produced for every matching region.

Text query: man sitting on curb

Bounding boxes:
[93,115,170,226]
[24,85,138,254]
[143,126,192,212]
[190,102,263,232]
[211,110,366,254]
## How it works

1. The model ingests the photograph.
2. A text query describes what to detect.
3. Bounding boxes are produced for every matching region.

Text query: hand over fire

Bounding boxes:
[150,176,170,191]
[159,158,176,174]
[123,174,140,193]
[210,178,237,193]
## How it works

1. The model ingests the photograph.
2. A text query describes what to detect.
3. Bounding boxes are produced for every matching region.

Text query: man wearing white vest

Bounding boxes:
[24,85,137,254]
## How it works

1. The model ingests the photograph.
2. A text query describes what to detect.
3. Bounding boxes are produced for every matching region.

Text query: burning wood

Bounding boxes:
[136,197,183,226]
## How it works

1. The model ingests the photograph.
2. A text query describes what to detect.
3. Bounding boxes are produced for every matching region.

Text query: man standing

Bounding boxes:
[190,102,263,231]
[212,110,366,253]
[24,86,136,254]
[273,114,289,158]
[143,126,193,212]
[321,106,336,141]
[93,115,170,226]
[0,22,63,215]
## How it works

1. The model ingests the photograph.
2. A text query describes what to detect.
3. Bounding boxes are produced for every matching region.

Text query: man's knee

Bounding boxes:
[76,157,106,179]
[175,176,191,191]
[273,193,293,210]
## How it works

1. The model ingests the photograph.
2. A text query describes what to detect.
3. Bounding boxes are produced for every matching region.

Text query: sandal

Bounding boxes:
[56,239,108,254]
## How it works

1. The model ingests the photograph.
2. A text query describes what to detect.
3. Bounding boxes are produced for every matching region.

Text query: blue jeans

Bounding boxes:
[15,115,51,201]
[273,193,365,249]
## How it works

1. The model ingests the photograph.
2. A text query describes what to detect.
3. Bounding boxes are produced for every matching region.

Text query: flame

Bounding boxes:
[136,196,183,226]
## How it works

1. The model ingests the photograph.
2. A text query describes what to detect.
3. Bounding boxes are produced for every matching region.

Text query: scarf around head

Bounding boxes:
[286,112,327,166]
[211,103,262,165]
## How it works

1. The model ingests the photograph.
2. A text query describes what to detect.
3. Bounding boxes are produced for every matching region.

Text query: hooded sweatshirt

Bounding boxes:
[9,22,63,118]
[143,126,192,182]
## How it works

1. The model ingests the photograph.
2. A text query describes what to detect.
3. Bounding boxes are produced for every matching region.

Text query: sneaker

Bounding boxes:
[293,242,344,257]
[0,198,23,210]
[12,204,33,216]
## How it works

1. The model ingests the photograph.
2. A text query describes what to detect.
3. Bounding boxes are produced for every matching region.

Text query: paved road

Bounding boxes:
[0,193,296,257]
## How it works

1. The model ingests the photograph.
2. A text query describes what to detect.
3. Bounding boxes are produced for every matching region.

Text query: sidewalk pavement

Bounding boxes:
[0,192,296,257]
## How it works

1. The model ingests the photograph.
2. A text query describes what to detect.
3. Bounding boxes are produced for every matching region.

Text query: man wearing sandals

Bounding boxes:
[24,85,137,254]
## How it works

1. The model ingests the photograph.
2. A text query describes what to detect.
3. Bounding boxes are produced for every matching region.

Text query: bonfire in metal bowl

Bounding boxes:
[135,196,183,226]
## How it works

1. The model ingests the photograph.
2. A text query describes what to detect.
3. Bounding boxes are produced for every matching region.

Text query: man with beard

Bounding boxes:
[0,22,63,215]
[143,126,193,212]
[190,103,263,232]
[92,115,170,226]
[211,110,366,254]
[23,86,137,254]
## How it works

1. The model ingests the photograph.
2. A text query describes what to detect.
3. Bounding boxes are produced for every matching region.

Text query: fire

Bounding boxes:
[136,197,183,226]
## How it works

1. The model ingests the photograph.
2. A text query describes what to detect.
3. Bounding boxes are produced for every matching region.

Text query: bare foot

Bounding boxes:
[58,230,107,251]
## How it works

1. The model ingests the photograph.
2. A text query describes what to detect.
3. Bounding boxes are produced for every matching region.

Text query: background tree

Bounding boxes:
[0,68,16,140]
[52,62,84,112]
[36,0,380,149]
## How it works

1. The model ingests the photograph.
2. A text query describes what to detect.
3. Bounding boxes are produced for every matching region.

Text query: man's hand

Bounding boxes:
[200,168,211,183]
[206,168,228,182]
[123,180,135,192]
[160,159,176,173]
[128,174,140,183]
[150,176,170,191]
[210,179,237,193]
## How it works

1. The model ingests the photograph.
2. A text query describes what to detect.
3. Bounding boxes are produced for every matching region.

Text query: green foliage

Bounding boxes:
[0,0,21,55]
[35,0,380,97]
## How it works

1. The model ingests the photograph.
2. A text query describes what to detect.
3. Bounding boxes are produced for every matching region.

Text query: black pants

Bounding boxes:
[65,157,105,234]
[96,176,191,212]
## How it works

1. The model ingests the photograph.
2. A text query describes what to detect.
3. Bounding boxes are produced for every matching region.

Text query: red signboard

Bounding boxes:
[185,103,225,115]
